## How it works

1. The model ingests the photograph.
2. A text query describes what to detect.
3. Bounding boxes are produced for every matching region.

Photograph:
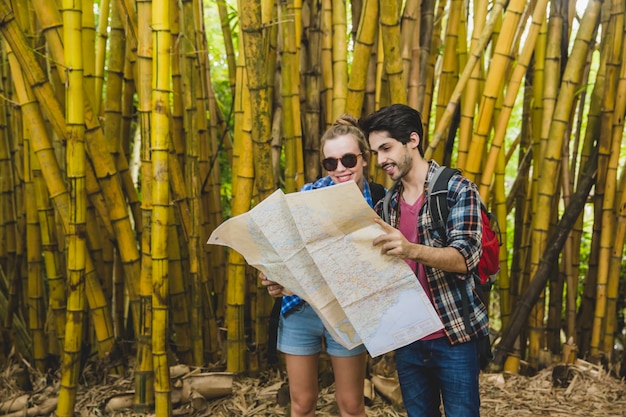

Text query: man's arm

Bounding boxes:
[373,217,468,273]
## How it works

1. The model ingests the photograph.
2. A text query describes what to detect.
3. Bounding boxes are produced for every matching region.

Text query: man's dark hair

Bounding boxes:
[358,104,425,156]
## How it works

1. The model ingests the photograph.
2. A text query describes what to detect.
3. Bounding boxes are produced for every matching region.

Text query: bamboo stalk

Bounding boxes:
[56,0,87,414]
[345,0,378,117]
[151,0,173,413]
[135,0,155,409]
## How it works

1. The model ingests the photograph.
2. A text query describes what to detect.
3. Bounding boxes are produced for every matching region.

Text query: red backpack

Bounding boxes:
[426,166,501,286]
[381,166,500,370]
[382,166,502,286]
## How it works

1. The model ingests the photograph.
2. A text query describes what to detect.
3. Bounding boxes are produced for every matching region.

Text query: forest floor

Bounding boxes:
[2,353,626,417]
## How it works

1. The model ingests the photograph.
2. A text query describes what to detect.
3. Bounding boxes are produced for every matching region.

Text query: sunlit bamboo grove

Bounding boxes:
[0,0,625,415]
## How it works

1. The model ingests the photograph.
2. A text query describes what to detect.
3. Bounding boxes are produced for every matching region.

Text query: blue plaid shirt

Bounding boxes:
[280,177,377,316]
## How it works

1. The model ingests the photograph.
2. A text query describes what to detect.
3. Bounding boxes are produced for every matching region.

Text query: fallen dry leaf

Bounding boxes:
[2,355,626,416]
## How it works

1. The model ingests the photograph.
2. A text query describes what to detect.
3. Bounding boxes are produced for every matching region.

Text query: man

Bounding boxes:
[359,104,488,417]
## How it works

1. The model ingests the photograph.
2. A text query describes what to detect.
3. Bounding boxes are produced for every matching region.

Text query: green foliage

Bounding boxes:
[205,0,238,92]
[220,155,233,219]
[205,0,239,218]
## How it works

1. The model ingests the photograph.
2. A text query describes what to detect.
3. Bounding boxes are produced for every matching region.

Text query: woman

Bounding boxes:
[262,114,382,417]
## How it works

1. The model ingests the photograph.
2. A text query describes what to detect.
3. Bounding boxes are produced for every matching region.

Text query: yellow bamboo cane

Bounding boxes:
[457,0,486,168]
[103,0,142,236]
[331,0,348,118]
[414,0,434,115]
[591,0,624,355]
[179,0,203,367]
[151,0,172,412]
[178,0,213,365]
[135,0,155,409]
[82,0,97,108]
[281,0,304,193]
[16,6,115,347]
[167,205,193,364]
[478,0,550,199]
[493,142,511,330]
[24,131,47,372]
[401,0,419,93]
[0,79,15,268]
[346,0,378,116]
[321,0,333,128]
[11,0,114,241]
[19,0,143,336]
[406,0,422,109]
[221,45,248,343]
[216,0,237,95]
[432,0,463,163]
[199,33,223,367]
[118,0,138,164]
[465,0,528,183]
[196,0,221,363]
[303,0,323,182]
[529,0,602,364]
[0,36,19,362]
[203,64,226,364]
[375,30,385,108]
[225,29,255,373]
[601,15,626,353]
[379,0,406,105]
[32,141,67,354]
[536,1,565,167]
[6,44,117,372]
[170,0,184,163]
[239,0,274,200]
[56,0,86,414]
[94,0,110,116]
[604,172,626,353]
[419,0,446,141]
[424,0,508,160]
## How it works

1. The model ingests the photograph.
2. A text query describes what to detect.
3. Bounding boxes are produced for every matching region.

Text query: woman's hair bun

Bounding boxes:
[334,114,359,127]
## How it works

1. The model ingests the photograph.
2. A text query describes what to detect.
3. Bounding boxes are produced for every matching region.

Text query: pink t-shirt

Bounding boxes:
[399,194,446,340]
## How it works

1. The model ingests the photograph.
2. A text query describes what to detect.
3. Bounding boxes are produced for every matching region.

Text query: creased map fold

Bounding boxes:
[207,181,443,357]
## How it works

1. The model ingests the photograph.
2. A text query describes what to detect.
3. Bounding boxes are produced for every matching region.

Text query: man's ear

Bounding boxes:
[408,131,421,150]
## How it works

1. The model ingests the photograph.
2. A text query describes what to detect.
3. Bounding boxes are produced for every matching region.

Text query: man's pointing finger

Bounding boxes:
[373,217,394,231]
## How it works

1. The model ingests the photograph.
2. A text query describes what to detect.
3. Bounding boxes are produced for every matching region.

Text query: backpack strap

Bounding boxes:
[369,182,386,207]
[427,166,458,241]
[382,181,401,224]
[428,166,474,334]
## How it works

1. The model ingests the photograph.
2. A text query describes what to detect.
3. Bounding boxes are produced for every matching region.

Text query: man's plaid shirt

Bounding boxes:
[374,161,489,344]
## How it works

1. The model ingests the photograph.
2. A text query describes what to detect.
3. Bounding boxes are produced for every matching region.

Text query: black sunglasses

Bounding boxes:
[322,153,362,171]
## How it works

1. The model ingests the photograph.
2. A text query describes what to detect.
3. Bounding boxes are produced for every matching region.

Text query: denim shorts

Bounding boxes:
[277,302,367,357]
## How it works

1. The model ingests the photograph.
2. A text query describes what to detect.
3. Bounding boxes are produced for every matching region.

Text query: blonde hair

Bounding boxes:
[320,114,370,162]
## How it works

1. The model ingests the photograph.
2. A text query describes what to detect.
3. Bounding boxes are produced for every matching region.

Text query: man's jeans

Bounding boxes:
[395,337,480,417]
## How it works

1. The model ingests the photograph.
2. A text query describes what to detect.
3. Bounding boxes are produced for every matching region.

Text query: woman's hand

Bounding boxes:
[260,272,285,297]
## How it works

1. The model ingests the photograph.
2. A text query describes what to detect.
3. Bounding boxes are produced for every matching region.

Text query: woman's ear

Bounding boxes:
[362,150,369,167]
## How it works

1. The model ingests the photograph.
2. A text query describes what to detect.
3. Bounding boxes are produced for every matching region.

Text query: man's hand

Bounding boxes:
[373,218,468,273]
[260,272,285,297]
[373,217,415,258]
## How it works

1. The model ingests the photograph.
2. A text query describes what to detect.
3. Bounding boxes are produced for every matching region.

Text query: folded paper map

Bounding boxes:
[207,181,443,357]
